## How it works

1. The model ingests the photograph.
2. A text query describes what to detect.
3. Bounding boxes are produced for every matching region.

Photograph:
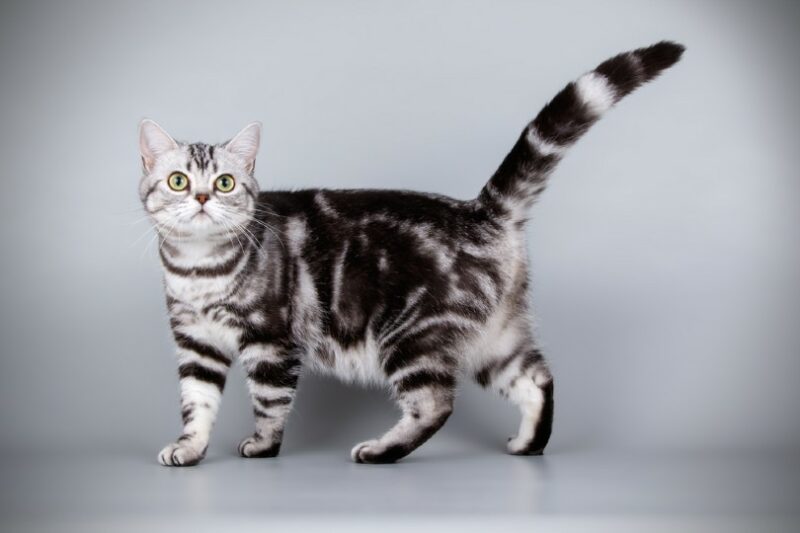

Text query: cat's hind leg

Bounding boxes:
[475,345,554,455]
[351,364,455,464]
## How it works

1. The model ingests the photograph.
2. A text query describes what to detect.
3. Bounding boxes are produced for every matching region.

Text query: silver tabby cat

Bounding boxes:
[140,42,683,466]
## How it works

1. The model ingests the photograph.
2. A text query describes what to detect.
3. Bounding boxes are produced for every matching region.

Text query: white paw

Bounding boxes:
[350,439,382,463]
[238,436,260,457]
[238,435,281,458]
[158,441,205,466]
[506,437,528,454]
[506,435,543,455]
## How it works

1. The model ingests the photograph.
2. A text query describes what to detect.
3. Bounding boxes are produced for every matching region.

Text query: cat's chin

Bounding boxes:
[183,214,227,237]
[163,221,234,242]
[183,227,235,241]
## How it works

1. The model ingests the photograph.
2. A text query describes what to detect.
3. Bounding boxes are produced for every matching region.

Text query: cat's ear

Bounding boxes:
[139,119,178,172]
[225,122,261,174]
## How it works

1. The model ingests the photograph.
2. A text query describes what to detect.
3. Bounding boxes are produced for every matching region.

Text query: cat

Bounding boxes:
[139,41,684,466]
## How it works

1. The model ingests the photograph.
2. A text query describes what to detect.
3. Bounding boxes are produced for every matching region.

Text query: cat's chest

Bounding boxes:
[164,270,244,355]
[165,273,232,306]
[160,239,246,306]
[167,291,242,358]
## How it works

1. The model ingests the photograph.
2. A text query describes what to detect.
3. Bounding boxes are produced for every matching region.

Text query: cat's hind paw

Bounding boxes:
[158,440,206,466]
[507,435,544,456]
[351,439,404,464]
[351,439,381,463]
[238,435,281,458]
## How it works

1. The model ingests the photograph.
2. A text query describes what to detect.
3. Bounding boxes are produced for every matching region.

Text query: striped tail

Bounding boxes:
[478,41,685,217]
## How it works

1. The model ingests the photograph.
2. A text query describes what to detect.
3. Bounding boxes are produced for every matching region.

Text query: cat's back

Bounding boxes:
[257,187,527,324]
[258,188,507,244]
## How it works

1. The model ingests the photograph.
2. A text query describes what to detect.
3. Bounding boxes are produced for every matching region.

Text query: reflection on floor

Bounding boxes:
[1,442,798,532]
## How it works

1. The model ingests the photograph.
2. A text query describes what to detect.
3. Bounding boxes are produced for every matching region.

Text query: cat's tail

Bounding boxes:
[478,41,684,218]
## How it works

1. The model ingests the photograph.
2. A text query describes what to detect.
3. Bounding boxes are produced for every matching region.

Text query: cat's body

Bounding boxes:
[140,41,684,466]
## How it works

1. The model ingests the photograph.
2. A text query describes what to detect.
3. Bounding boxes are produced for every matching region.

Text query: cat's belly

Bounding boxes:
[305,334,387,386]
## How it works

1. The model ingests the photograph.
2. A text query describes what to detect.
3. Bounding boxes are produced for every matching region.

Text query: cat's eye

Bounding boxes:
[215,174,235,193]
[167,172,189,191]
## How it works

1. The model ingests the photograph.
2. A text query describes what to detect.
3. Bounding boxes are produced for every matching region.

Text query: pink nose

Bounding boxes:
[196,193,209,205]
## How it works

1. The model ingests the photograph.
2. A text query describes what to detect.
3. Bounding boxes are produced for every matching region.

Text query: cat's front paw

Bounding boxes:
[238,435,281,458]
[158,440,206,467]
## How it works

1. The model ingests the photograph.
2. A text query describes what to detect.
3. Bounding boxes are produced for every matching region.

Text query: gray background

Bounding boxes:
[1,0,798,530]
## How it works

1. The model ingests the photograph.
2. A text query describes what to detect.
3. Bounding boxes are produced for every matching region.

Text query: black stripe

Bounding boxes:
[159,246,246,277]
[253,406,271,418]
[480,132,559,201]
[594,54,641,98]
[188,143,211,172]
[382,324,461,376]
[178,362,226,391]
[532,82,596,145]
[242,183,258,200]
[473,347,525,387]
[474,366,492,388]
[635,41,685,81]
[249,359,301,388]
[142,182,160,202]
[530,379,554,453]
[256,396,293,410]
[519,348,544,373]
[174,332,230,366]
[394,369,455,394]
[202,301,241,317]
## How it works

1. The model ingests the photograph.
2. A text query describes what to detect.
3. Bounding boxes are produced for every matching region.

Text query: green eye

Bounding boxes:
[167,172,189,191]
[215,174,235,192]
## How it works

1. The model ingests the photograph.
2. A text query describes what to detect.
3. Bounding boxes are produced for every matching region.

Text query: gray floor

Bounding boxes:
[2,441,798,532]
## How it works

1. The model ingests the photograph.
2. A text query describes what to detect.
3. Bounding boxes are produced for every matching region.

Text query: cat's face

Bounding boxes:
[138,120,261,240]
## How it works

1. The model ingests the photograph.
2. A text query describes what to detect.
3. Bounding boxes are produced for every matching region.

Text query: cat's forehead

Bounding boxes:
[186,143,219,172]
[183,142,219,174]
[172,142,246,176]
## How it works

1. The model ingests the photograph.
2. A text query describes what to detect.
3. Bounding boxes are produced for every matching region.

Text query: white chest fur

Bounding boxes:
[308,334,387,386]
[162,241,244,357]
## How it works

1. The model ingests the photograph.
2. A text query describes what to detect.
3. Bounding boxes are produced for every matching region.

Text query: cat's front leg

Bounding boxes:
[158,335,231,467]
[238,343,301,458]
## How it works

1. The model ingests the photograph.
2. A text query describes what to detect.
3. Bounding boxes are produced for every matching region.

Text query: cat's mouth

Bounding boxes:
[187,210,218,230]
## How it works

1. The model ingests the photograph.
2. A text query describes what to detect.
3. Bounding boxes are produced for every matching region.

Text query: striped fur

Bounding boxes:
[479,41,685,218]
[140,42,684,466]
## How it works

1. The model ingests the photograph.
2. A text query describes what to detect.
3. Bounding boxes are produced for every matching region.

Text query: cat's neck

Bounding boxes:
[159,232,252,266]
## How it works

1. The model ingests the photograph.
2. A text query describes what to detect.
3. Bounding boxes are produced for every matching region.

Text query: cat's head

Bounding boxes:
[138,120,261,240]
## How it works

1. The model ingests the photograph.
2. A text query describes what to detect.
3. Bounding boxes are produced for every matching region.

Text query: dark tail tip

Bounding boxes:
[637,41,686,80]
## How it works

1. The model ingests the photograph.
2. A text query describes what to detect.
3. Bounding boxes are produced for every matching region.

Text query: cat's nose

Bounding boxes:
[195,193,209,205]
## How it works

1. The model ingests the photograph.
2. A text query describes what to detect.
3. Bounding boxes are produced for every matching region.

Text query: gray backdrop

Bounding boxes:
[1,0,799,462]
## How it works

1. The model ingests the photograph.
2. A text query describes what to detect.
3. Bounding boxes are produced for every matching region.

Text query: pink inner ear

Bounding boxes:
[140,120,177,170]
[226,123,261,169]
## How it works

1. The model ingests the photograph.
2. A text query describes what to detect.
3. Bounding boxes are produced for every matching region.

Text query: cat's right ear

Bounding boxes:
[139,119,178,172]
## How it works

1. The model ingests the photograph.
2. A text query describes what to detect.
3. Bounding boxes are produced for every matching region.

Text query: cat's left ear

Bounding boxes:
[225,122,261,174]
